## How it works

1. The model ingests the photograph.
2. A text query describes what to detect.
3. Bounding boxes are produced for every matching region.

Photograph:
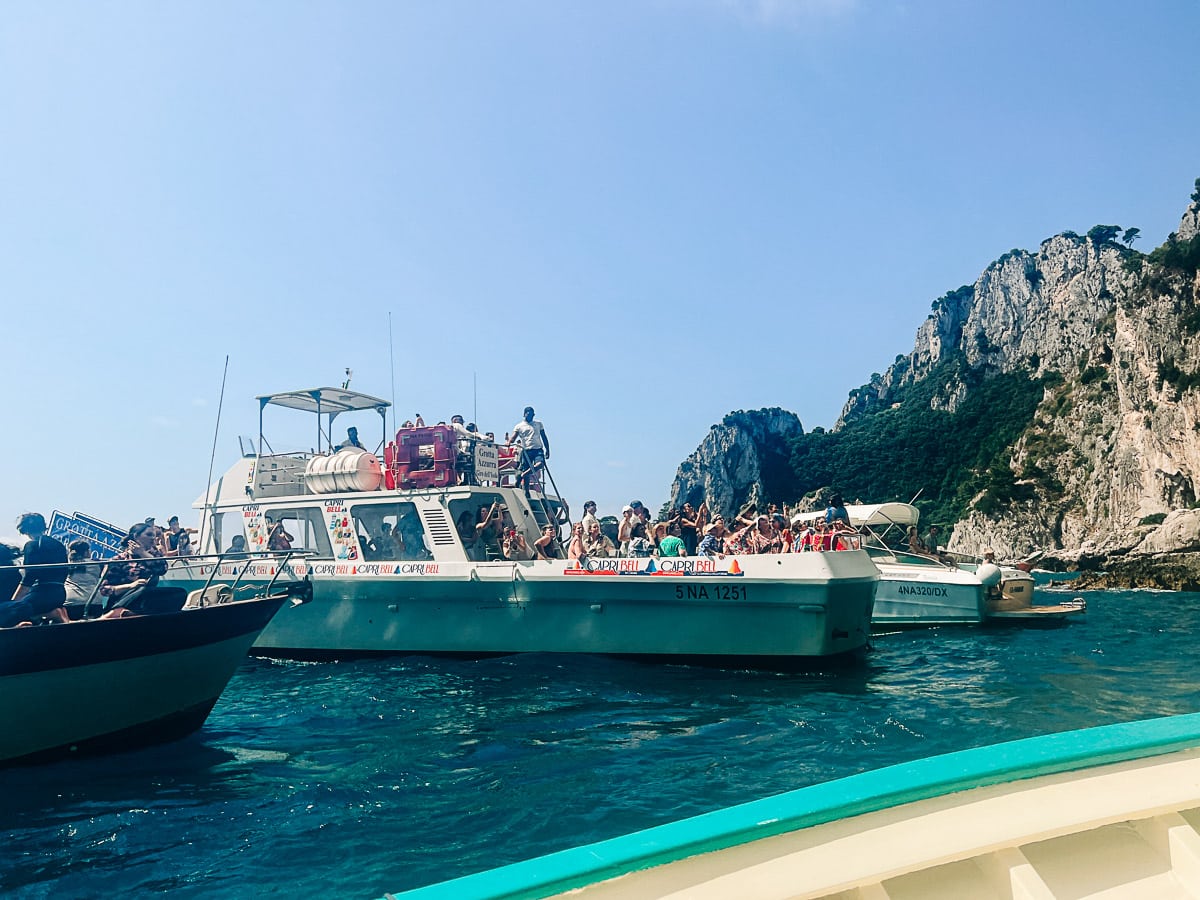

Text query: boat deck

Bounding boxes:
[387,714,1200,900]
[573,747,1200,899]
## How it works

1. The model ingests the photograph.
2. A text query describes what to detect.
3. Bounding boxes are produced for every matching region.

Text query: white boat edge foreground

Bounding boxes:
[385,712,1200,900]
[164,387,880,664]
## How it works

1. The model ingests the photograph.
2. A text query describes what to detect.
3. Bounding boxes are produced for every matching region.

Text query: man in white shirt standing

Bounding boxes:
[508,405,550,495]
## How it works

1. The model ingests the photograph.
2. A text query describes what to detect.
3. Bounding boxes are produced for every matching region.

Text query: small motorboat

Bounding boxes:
[981,559,1086,623]
[794,503,991,626]
[985,593,1087,622]
[792,503,1083,627]
[386,712,1200,899]
[0,576,308,767]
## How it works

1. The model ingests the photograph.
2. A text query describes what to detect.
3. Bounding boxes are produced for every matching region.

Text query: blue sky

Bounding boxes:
[2,0,1197,539]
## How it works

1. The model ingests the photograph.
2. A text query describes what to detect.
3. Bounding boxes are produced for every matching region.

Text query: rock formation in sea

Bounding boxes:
[667,408,802,516]
[667,179,1200,571]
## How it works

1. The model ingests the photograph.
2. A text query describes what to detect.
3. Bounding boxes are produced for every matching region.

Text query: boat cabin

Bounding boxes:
[193,388,568,564]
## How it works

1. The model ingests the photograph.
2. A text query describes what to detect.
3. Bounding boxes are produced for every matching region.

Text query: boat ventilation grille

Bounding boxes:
[421,508,456,546]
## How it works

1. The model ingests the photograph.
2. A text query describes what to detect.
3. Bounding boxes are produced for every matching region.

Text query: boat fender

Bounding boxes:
[977,562,1002,588]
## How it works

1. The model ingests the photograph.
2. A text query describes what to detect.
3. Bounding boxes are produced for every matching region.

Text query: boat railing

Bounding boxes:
[244,437,573,538]
[175,549,313,608]
[251,451,316,498]
[24,550,315,620]
[867,542,960,570]
[942,549,986,569]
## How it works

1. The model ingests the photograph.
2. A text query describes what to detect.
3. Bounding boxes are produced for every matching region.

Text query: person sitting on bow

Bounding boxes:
[474,501,506,560]
[100,521,170,611]
[566,522,587,563]
[697,523,726,558]
[1,512,69,627]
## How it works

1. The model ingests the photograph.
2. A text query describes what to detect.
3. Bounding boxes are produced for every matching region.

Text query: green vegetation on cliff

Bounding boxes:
[1147,232,1200,278]
[784,358,1047,527]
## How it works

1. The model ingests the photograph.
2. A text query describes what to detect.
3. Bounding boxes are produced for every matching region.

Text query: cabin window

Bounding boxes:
[349,502,430,561]
[449,494,512,561]
[265,508,333,557]
[207,511,244,555]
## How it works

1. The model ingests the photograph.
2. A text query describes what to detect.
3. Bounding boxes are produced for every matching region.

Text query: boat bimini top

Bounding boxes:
[256,387,391,456]
[791,502,920,531]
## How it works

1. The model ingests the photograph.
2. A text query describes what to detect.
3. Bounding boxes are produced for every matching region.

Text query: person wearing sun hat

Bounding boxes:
[697,522,725,558]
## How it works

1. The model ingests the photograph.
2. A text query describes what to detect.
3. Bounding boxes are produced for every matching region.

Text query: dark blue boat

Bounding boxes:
[0,589,300,767]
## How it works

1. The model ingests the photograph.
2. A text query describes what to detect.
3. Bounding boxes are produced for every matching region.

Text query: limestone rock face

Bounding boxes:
[839,236,1131,424]
[1179,199,1200,242]
[952,235,1200,556]
[1135,509,1200,554]
[667,409,802,518]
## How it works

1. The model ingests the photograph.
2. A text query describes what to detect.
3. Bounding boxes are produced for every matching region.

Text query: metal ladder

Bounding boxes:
[524,461,572,539]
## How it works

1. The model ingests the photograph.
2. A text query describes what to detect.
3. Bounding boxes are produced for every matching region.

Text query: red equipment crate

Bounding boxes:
[390,425,458,489]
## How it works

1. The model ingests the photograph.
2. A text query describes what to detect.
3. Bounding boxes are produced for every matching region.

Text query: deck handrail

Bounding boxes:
[5,551,313,620]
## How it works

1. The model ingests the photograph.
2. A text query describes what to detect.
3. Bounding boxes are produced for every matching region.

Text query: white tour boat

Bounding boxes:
[163,388,879,665]
[388,712,1200,899]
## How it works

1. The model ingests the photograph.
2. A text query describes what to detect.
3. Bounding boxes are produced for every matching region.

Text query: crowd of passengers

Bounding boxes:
[454,494,879,564]
[0,512,201,628]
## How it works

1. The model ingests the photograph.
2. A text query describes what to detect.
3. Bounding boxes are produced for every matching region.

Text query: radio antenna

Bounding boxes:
[198,354,230,554]
[473,370,478,426]
[388,310,397,436]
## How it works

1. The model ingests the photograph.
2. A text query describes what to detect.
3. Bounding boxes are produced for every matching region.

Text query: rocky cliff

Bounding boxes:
[837,235,1134,425]
[667,408,802,516]
[668,181,1200,562]
[951,202,1200,558]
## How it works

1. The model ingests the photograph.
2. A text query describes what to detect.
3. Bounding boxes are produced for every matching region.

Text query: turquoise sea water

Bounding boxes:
[2,589,1199,898]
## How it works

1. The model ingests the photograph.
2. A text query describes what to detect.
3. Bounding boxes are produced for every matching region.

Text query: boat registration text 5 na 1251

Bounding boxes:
[676,584,747,601]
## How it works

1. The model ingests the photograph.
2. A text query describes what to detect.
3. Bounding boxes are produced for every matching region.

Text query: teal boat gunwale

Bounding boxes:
[385,712,1200,900]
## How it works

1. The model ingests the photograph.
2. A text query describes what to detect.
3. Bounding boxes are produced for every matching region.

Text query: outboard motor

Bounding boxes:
[977,562,1003,588]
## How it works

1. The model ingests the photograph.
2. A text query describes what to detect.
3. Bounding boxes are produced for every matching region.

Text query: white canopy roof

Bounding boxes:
[257,387,390,415]
[792,502,920,528]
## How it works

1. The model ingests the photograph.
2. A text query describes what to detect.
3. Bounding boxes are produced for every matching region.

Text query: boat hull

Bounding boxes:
[871,563,986,626]
[987,597,1087,624]
[165,552,878,662]
[387,713,1200,899]
[0,597,286,767]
